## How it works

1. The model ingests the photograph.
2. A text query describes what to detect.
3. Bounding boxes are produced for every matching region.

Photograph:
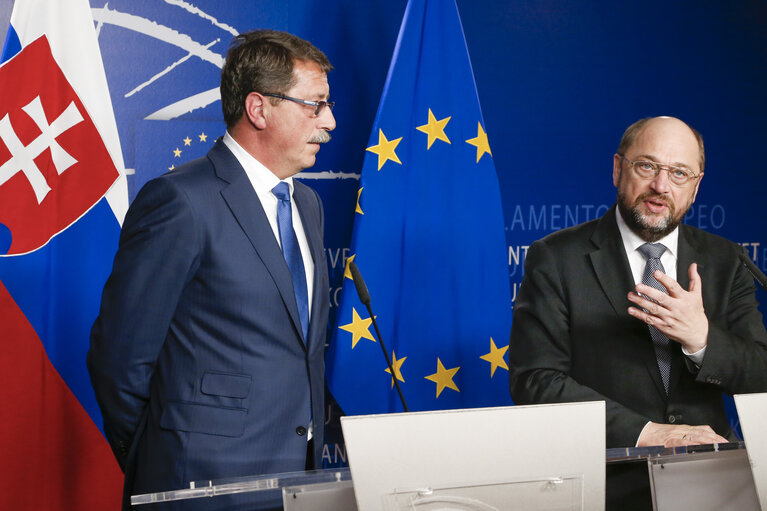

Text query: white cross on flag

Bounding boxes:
[0,35,119,256]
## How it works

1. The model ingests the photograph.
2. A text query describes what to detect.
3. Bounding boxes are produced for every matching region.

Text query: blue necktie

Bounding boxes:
[272,182,309,341]
[638,242,672,394]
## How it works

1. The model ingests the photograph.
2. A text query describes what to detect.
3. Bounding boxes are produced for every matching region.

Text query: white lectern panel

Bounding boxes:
[735,392,767,510]
[341,402,605,511]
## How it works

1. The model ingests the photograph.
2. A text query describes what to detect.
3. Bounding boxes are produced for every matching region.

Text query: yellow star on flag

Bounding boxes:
[338,307,375,348]
[183,136,192,146]
[198,132,208,142]
[355,187,364,215]
[424,358,460,398]
[168,164,175,171]
[384,351,406,388]
[479,337,509,377]
[416,109,451,149]
[343,254,356,280]
[466,122,492,163]
[173,147,182,158]
[366,129,402,170]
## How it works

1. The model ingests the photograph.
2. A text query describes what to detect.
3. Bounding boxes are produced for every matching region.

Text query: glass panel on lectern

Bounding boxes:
[383,475,584,511]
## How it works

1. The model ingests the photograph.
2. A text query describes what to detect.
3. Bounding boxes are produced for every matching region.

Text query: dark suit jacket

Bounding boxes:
[88,139,329,507]
[509,205,767,447]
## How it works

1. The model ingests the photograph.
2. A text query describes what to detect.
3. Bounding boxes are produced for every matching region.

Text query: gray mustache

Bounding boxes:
[309,131,332,144]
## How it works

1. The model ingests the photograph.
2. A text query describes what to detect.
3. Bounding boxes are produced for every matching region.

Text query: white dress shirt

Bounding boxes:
[222,132,314,319]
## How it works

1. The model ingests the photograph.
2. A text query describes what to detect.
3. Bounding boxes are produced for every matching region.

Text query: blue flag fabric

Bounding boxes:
[326,0,512,415]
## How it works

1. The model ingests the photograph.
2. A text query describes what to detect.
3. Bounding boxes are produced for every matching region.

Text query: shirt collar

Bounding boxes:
[615,204,679,258]
[222,131,294,197]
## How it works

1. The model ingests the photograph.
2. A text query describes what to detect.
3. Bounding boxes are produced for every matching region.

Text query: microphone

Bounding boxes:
[739,248,767,291]
[348,260,409,412]
[348,261,371,306]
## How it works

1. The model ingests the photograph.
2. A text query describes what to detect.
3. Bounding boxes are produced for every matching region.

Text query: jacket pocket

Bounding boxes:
[160,401,247,437]
[200,371,251,398]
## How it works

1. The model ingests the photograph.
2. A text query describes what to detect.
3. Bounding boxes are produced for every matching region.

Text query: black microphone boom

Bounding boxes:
[739,248,767,291]
[347,260,409,412]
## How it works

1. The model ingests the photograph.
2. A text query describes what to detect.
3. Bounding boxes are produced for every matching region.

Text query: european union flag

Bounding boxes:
[326,0,512,415]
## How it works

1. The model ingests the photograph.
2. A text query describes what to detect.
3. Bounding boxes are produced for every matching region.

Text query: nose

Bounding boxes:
[319,106,336,131]
[650,167,671,194]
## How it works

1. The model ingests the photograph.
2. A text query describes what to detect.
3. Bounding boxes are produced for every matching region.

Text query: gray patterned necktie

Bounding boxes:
[638,242,672,394]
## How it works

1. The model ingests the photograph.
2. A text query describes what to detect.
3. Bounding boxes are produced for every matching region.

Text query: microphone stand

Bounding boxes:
[739,248,767,291]
[348,261,409,412]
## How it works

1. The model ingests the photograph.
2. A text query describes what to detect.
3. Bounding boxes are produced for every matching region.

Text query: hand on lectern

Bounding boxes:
[637,422,729,447]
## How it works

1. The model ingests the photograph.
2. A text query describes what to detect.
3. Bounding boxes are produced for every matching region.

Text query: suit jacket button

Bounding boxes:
[668,415,676,423]
[296,426,307,436]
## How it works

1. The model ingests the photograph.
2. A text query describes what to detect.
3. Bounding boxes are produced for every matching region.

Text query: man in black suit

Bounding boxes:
[510,116,767,448]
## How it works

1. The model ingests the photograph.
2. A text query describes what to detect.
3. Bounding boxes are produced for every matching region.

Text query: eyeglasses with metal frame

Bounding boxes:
[618,154,702,186]
[261,93,335,117]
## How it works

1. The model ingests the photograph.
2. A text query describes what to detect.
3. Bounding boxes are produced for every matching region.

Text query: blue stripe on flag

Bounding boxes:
[0,198,121,432]
[0,24,20,63]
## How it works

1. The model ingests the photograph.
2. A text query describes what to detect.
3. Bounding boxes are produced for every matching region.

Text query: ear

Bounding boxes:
[612,154,622,187]
[244,92,268,130]
[691,173,703,202]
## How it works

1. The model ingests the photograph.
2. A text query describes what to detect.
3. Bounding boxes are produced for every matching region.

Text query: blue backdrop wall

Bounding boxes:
[4,0,765,467]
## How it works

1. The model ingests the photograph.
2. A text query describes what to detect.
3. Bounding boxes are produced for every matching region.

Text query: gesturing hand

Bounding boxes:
[627,262,708,353]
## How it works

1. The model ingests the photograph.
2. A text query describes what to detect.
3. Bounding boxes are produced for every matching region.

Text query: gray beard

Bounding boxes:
[617,191,687,243]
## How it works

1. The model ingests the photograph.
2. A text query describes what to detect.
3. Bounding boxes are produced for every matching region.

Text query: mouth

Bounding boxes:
[638,193,671,215]
[643,197,668,214]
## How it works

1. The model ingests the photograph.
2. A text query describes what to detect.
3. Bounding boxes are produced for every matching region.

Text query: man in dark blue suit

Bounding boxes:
[88,30,335,508]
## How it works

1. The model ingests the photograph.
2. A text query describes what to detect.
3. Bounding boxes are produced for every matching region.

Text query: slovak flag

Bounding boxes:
[0,0,127,508]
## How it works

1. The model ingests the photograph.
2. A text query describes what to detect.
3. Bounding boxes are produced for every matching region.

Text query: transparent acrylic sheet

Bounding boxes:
[383,475,584,511]
[605,441,745,464]
[735,392,767,510]
[282,479,357,511]
[130,467,351,506]
[647,448,760,511]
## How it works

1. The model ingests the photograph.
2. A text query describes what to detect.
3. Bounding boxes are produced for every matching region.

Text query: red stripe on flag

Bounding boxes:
[0,279,122,509]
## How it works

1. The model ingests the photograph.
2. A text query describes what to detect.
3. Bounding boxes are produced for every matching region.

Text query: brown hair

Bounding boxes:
[220,30,332,128]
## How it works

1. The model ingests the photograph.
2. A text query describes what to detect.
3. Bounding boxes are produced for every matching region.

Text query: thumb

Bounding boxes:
[688,262,702,293]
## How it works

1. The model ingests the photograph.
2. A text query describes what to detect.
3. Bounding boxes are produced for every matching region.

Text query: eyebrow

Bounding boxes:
[634,154,692,169]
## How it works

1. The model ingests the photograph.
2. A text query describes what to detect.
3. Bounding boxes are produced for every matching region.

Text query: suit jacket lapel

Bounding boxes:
[676,225,700,291]
[589,206,668,397]
[209,139,307,349]
[588,206,636,317]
